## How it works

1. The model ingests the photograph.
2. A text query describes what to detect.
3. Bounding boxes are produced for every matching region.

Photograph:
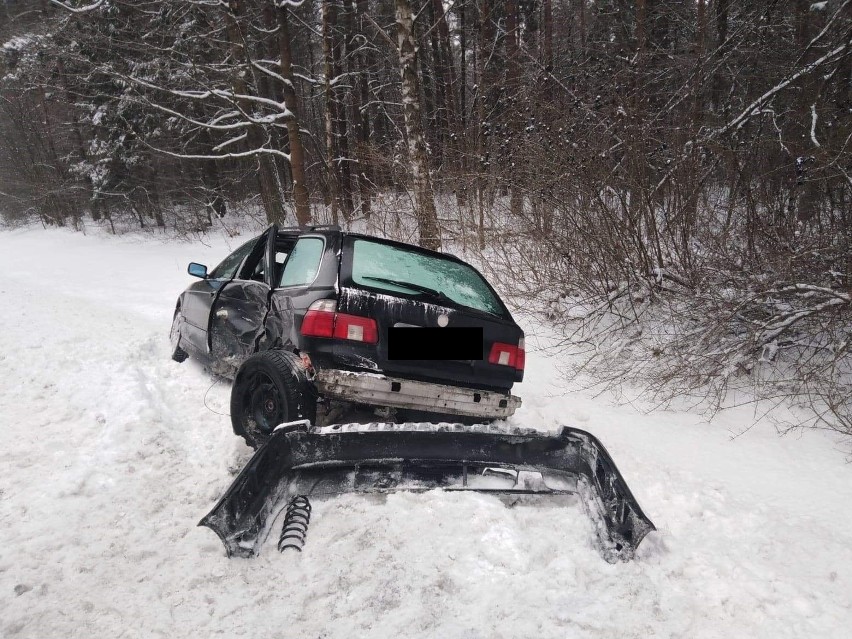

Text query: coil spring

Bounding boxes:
[278,495,312,552]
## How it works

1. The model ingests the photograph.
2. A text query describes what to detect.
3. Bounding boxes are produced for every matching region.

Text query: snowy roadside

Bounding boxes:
[1,227,850,638]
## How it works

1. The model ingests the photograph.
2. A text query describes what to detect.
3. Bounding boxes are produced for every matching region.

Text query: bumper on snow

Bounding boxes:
[314,369,521,419]
[199,425,656,562]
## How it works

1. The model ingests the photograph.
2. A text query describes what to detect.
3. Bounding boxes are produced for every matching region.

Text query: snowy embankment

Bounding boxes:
[1,227,850,638]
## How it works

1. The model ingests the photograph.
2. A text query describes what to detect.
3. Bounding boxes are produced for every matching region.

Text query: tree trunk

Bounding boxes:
[151,167,165,229]
[681,0,708,275]
[354,0,372,218]
[396,0,441,251]
[694,0,706,124]
[476,0,496,246]
[420,12,440,166]
[261,1,291,195]
[323,0,354,222]
[711,0,730,113]
[224,0,286,224]
[335,0,355,220]
[505,0,522,217]
[322,0,340,223]
[577,0,585,51]
[542,0,553,67]
[458,0,468,203]
[459,1,467,136]
[433,0,458,172]
[276,2,311,225]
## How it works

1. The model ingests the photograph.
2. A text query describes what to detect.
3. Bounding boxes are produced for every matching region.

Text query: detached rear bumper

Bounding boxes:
[314,369,521,419]
[198,425,657,562]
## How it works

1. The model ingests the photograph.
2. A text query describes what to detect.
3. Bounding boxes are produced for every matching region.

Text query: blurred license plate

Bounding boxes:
[387,327,483,360]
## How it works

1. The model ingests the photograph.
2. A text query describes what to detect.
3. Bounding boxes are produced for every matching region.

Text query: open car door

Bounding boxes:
[208,225,278,374]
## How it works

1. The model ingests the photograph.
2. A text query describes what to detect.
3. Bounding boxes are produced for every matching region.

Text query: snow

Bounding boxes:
[2,227,852,638]
[2,35,35,52]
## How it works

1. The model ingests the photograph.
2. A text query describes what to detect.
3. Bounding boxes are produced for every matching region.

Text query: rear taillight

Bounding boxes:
[301,300,378,344]
[333,313,378,343]
[489,337,525,372]
[301,299,337,338]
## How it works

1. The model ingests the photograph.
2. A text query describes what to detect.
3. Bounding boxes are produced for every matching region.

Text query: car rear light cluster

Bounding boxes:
[301,300,378,344]
[488,337,525,371]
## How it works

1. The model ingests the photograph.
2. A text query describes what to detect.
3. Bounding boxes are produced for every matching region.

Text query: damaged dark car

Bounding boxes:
[170,225,525,448]
[175,226,657,562]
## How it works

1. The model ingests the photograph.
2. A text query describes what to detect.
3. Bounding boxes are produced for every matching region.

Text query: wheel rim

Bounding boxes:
[242,371,285,436]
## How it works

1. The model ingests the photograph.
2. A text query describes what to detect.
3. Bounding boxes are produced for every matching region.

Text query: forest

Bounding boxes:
[0,0,850,433]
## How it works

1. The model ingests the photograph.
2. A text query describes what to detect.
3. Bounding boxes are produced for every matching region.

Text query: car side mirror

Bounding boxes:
[188,262,208,279]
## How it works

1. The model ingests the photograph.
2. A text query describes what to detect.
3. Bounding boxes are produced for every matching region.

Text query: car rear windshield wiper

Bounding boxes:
[361,276,454,304]
[361,275,502,318]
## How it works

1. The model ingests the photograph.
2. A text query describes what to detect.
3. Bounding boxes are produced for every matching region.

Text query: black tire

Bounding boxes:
[230,350,316,449]
[170,309,189,363]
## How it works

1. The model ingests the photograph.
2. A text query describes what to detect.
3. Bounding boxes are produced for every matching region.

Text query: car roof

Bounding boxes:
[275,227,465,265]
[342,232,467,265]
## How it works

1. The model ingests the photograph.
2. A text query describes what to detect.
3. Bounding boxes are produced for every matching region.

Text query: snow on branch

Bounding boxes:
[143,144,291,163]
[758,297,848,345]
[747,284,852,346]
[716,40,850,136]
[251,60,288,87]
[293,72,321,86]
[769,284,850,303]
[211,133,248,152]
[121,74,296,136]
[802,0,851,55]
[810,104,821,148]
[145,100,290,131]
[49,0,104,13]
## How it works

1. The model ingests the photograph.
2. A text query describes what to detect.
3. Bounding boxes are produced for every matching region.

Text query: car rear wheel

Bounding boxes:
[170,309,188,363]
[230,350,316,449]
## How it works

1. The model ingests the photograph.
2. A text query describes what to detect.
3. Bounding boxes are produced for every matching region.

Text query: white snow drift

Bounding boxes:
[1,227,850,638]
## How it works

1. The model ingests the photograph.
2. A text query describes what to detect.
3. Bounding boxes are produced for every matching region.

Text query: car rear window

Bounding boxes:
[351,239,504,317]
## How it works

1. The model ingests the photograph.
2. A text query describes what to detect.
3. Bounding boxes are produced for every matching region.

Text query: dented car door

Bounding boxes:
[208,226,278,375]
[181,237,259,357]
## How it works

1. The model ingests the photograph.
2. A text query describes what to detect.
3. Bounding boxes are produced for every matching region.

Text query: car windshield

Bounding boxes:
[350,239,505,317]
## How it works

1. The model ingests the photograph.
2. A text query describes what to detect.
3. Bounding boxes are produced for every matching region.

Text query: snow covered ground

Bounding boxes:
[1,227,851,638]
